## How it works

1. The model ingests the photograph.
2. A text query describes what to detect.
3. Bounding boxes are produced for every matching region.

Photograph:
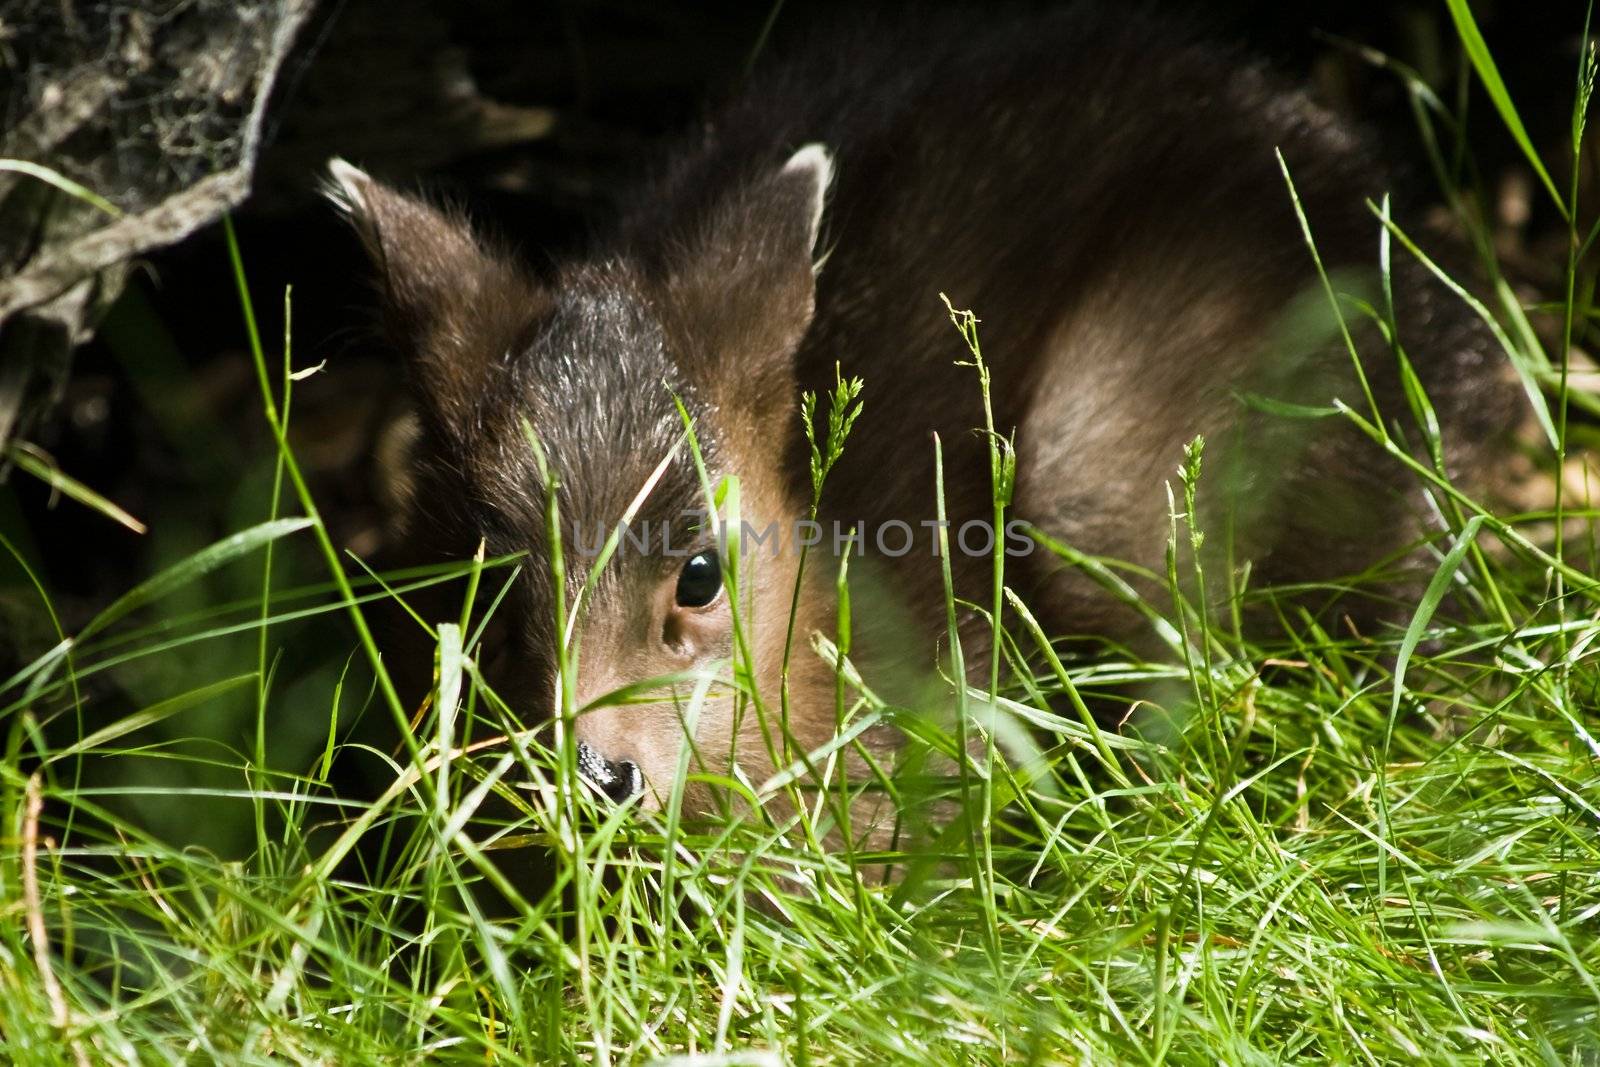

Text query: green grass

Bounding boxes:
[3,11,1600,1065]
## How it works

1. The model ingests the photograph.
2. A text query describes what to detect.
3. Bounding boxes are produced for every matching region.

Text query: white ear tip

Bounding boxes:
[323,156,372,214]
[783,143,833,185]
[782,143,833,248]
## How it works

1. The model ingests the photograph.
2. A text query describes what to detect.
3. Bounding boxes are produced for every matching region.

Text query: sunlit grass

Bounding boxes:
[1,9,1598,1064]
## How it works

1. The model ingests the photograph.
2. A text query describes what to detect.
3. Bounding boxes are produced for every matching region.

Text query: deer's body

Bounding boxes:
[332,6,1515,831]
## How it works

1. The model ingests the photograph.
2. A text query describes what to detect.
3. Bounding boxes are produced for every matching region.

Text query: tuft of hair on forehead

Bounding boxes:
[509,272,718,546]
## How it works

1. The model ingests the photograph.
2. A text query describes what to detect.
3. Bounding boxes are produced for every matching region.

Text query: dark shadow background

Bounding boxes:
[0,0,1586,852]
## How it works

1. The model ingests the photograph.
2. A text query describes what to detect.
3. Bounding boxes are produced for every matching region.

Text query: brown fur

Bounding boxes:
[329,6,1518,845]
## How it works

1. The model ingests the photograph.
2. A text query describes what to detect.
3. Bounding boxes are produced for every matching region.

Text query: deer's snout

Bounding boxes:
[575,740,643,804]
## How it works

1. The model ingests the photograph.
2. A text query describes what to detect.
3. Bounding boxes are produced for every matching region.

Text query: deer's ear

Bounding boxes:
[660,144,834,412]
[326,159,547,435]
[774,143,833,254]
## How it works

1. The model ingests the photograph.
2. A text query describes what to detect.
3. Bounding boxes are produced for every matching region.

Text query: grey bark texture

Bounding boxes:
[0,0,315,453]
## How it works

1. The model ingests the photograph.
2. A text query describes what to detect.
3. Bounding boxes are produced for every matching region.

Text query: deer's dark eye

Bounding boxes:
[674,551,722,608]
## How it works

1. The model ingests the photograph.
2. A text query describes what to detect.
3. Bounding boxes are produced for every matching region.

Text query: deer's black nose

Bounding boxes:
[576,741,642,804]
